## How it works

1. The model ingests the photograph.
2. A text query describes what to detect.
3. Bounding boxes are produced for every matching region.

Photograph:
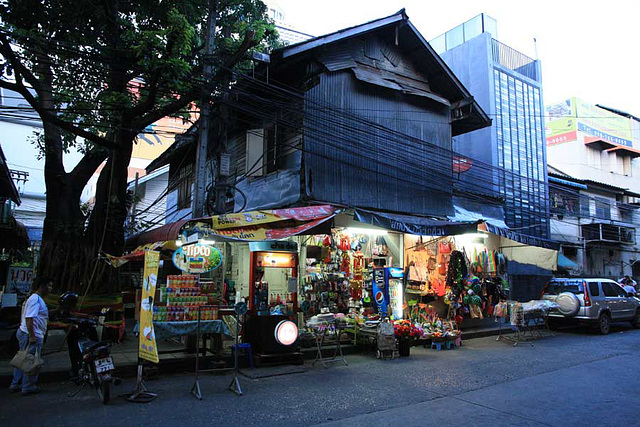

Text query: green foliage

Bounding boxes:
[0,0,278,152]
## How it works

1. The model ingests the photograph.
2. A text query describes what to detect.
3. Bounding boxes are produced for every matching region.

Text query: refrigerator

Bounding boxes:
[372,267,404,319]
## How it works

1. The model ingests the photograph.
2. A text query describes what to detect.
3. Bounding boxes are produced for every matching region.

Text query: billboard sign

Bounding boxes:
[546,98,633,148]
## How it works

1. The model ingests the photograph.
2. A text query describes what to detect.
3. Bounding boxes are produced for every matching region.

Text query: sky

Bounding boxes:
[271,0,640,117]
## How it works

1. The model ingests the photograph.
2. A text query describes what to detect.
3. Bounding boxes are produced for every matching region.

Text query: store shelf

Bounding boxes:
[405,289,431,296]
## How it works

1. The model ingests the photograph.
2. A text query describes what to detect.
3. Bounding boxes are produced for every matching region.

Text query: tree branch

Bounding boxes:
[19,86,117,149]
[70,147,110,190]
[0,34,118,149]
[133,88,199,130]
[0,33,46,98]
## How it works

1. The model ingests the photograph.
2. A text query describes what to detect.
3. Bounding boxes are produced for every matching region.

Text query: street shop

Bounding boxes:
[111,204,559,365]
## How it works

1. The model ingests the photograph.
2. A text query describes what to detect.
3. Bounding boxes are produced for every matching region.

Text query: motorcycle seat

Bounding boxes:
[78,339,110,355]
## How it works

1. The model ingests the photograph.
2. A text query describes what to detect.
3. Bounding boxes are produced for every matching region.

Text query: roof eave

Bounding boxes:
[277,10,407,59]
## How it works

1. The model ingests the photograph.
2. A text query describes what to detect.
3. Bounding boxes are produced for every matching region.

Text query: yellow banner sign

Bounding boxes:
[139,250,160,363]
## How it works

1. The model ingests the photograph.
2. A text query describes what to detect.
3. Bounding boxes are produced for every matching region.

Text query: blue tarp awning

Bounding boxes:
[354,209,479,236]
[557,253,580,271]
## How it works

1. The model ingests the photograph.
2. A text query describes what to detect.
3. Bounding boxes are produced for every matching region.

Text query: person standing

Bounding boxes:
[9,277,52,396]
[618,276,637,296]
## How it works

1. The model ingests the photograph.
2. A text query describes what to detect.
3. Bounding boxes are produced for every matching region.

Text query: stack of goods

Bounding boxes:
[153,275,218,322]
[421,317,460,342]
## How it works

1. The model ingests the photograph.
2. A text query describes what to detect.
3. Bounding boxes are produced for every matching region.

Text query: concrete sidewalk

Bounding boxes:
[0,323,508,386]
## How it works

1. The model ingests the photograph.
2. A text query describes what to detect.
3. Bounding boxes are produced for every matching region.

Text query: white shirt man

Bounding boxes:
[20,292,49,339]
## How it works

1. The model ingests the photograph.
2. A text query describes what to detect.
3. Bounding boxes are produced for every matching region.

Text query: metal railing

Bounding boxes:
[491,39,538,81]
[582,223,636,244]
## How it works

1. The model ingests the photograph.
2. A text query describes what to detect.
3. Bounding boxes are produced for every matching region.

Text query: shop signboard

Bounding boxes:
[139,251,160,364]
[546,98,633,148]
[249,241,298,253]
[6,266,34,294]
[255,252,296,268]
[172,243,222,273]
[211,205,336,230]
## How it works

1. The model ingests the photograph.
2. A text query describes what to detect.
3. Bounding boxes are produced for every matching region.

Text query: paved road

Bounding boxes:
[2,325,640,426]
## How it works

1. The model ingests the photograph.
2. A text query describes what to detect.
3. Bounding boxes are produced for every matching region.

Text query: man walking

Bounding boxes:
[10,277,52,396]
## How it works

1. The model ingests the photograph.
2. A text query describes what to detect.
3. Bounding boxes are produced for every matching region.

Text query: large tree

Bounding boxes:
[0,0,276,292]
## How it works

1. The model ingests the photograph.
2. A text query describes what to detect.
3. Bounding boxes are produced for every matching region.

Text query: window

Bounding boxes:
[622,155,632,176]
[586,146,602,169]
[595,198,611,220]
[175,164,193,209]
[246,125,286,177]
[545,280,584,295]
[614,284,628,297]
[588,282,600,297]
[602,282,619,297]
[579,196,591,218]
[246,129,265,177]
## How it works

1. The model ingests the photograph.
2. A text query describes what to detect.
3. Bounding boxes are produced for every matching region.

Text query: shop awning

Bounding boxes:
[480,222,560,250]
[557,253,580,271]
[182,205,339,241]
[127,219,191,248]
[104,241,179,268]
[354,209,479,236]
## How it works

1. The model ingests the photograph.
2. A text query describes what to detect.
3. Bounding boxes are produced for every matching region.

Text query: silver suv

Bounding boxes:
[542,278,640,335]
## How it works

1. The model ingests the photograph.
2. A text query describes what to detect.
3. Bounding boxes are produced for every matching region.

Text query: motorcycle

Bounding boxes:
[65,310,120,404]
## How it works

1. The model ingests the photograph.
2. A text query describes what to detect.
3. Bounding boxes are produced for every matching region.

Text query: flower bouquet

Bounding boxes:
[393,320,422,357]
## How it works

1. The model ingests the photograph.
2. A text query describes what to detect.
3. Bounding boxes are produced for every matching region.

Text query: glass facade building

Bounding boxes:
[493,68,548,235]
[431,14,550,238]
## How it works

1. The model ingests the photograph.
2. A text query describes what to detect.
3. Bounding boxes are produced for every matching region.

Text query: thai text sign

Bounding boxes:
[139,251,160,364]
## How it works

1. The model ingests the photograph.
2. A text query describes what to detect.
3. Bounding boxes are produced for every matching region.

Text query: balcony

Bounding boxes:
[491,39,538,81]
[581,223,636,245]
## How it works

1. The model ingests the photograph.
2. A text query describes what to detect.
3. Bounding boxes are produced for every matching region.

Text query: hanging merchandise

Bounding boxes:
[438,240,452,254]
[351,252,365,300]
[340,251,351,276]
[445,250,467,292]
[338,234,350,252]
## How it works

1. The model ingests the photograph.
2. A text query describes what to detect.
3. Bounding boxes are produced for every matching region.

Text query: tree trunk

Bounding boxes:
[84,133,134,293]
[38,124,101,293]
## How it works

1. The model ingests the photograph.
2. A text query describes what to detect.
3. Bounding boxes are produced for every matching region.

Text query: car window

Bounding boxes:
[602,282,619,297]
[546,280,584,295]
[614,284,628,297]
[588,282,600,297]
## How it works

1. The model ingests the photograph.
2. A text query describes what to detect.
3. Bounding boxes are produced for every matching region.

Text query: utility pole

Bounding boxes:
[192,0,217,219]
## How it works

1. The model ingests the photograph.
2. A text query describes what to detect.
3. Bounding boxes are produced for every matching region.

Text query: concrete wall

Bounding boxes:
[439,32,497,195]
[547,134,640,194]
[132,169,169,230]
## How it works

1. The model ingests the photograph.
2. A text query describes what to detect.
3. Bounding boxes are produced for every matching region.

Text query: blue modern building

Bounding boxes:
[430,14,550,238]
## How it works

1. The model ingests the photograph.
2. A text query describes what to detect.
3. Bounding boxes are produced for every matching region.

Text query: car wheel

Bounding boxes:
[598,313,611,335]
[631,310,640,329]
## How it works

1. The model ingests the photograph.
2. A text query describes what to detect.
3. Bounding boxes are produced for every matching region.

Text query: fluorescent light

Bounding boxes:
[199,239,216,245]
[463,233,488,239]
[175,240,183,247]
[346,227,388,236]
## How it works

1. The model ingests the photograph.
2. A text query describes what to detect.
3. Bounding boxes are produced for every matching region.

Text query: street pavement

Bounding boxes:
[1,324,640,426]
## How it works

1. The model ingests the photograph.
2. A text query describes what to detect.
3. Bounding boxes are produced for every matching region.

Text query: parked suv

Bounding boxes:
[541,278,640,334]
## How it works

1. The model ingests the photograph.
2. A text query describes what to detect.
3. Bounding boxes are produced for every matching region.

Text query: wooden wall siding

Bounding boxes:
[304,70,453,217]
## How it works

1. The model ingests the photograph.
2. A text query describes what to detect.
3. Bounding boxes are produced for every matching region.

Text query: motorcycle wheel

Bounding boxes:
[96,377,111,404]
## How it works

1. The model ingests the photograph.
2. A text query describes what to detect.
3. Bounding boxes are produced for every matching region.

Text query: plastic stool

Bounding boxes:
[431,341,443,351]
[446,340,455,350]
[231,343,254,369]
